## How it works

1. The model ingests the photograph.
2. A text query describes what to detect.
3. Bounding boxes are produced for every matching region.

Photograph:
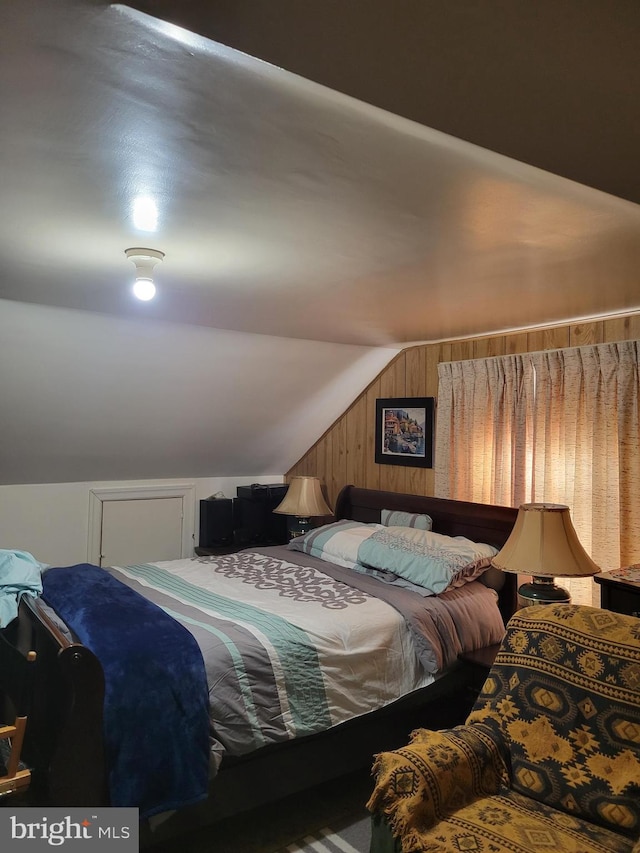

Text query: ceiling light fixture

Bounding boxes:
[125,247,165,301]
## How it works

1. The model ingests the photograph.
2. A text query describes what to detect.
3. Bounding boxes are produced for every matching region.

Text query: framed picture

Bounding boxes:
[375,397,435,468]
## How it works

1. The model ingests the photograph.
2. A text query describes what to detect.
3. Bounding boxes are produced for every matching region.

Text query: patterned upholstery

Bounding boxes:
[368,605,640,853]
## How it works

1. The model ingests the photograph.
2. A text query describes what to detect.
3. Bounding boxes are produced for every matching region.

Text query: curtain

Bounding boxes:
[435,341,640,606]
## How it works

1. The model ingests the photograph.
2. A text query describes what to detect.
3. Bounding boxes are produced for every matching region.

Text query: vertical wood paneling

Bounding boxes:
[404,346,428,496]
[319,428,332,505]
[286,312,640,503]
[380,351,406,397]
[426,343,448,396]
[314,440,330,507]
[380,460,407,494]
[405,347,426,395]
[294,447,316,477]
[406,465,427,498]
[345,396,367,489]
[330,415,347,510]
[570,322,604,346]
[527,327,570,352]
[425,343,448,497]
[365,378,381,490]
[450,340,474,362]
[505,333,528,353]
[378,351,407,493]
[604,314,640,341]
[473,336,506,359]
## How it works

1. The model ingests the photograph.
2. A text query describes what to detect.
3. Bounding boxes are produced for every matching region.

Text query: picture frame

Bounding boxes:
[375,397,435,468]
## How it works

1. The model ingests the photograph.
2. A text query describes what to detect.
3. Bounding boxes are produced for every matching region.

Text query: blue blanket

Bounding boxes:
[41,564,210,818]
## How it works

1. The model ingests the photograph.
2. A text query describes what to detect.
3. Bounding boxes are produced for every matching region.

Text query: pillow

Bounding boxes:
[288,519,382,569]
[357,527,498,595]
[380,509,432,531]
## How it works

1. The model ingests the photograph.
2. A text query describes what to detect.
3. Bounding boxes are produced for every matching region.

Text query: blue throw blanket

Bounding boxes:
[0,549,43,628]
[41,564,210,818]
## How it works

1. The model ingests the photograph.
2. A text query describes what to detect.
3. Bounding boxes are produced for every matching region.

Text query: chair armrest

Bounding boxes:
[367,724,508,844]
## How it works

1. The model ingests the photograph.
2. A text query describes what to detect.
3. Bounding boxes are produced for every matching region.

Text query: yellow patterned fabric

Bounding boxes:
[369,725,508,832]
[368,605,640,853]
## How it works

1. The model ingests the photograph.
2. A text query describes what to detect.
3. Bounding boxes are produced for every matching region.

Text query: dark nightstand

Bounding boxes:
[194,544,246,557]
[458,643,501,695]
[595,567,640,617]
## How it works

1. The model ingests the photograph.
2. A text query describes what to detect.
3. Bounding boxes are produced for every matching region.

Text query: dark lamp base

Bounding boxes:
[518,576,571,608]
[287,516,312,540]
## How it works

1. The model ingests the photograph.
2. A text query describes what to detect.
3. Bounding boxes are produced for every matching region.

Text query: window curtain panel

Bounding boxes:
[435,341,640,606]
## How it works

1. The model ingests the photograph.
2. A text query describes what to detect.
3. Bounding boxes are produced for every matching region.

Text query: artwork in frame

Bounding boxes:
[375,397,435,468]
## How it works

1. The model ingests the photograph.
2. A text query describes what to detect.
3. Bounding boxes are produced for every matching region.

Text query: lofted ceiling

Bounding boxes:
[1,0,639,486]
[2,0,639,347]
[129,0,640,209]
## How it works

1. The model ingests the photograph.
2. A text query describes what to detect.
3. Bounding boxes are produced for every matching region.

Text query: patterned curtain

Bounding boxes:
[435,340,640,605]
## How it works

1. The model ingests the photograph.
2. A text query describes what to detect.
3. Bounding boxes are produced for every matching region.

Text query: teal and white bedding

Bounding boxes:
[107,544,505,768]
[289,520,498,595]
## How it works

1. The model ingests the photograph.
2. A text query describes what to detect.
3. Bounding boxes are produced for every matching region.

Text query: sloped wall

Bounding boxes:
[287,313,640,510]
[0,300,398,486]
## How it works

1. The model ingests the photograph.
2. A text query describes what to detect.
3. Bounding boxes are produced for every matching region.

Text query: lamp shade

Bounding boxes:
[273,476,332,518]
[492,503,600,578]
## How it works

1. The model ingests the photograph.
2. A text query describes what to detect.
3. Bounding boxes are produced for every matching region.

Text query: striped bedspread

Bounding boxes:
[108,545,505,765]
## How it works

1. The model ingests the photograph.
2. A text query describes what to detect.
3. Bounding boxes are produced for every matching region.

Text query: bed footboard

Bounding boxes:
[15,597,108,806]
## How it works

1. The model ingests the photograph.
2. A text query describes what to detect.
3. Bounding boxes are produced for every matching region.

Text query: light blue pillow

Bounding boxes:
[357,528,497,595]
[380,509,432,530]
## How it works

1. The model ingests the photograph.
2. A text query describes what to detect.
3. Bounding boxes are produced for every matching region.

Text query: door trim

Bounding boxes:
[87,483,196,564]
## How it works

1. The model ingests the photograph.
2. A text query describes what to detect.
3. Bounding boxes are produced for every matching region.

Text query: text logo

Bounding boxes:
[0,808,138,850]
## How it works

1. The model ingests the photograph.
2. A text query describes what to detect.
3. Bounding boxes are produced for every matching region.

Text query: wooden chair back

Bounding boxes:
[0,630,36,799]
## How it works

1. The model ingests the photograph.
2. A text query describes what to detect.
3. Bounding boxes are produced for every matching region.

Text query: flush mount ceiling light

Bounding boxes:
[125,247,165,301]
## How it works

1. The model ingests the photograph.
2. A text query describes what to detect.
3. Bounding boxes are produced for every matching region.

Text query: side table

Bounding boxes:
[594,567,640,617]
[194,544,246,557]
[458,642,501,697]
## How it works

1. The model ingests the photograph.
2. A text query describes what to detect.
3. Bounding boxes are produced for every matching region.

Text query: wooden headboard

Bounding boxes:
[334,485,519,623]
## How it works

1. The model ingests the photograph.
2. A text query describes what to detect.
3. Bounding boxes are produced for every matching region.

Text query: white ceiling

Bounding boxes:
[1,1,639,486]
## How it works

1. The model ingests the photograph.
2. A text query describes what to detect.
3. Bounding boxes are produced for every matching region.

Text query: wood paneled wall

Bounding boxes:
[287,313,640,511]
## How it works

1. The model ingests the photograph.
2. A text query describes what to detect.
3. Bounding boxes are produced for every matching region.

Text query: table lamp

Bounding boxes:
[273,476,332,539]
[491,503,600,606]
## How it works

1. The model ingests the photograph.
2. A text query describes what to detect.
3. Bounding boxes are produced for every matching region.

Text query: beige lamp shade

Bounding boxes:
[273,476,332,518]
[492,503,600,578]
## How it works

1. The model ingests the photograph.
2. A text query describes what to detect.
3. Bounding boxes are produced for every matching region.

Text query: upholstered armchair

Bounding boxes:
[368,605,640,853]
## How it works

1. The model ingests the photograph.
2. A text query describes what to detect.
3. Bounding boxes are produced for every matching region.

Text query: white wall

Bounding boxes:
[0,300,399,487]
[0,475,283,566]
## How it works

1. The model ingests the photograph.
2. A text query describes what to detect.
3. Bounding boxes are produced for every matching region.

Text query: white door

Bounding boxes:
[100,497,184,567]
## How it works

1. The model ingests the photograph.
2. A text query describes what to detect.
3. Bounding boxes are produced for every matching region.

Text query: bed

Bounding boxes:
[8,486,518,842]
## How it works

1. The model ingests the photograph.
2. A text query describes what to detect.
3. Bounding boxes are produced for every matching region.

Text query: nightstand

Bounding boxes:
[595,567,640,617]
[194,544,246,557]
[458,643,501,695]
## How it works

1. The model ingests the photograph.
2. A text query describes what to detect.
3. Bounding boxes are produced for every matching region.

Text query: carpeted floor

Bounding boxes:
[274,815,371,853]
[147,768,374,853]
